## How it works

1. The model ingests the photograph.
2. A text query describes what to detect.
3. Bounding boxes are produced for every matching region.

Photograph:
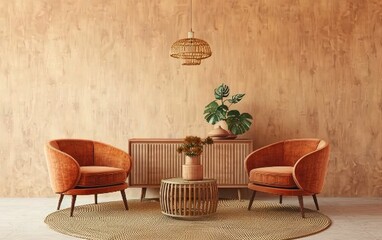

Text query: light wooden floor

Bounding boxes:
[1,194,381,240]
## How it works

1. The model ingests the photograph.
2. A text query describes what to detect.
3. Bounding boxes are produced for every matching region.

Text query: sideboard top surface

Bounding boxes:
[129,138,253,144]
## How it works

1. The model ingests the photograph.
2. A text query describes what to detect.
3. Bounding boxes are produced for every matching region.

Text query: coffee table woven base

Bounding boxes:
[160,178,218,218]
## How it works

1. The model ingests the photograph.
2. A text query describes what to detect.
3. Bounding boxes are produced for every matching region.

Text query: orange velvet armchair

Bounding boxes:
[44,139,132,216]
[245,139,330,218]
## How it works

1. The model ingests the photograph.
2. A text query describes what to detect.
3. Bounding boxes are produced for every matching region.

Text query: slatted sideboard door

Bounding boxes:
[128,138,253,200]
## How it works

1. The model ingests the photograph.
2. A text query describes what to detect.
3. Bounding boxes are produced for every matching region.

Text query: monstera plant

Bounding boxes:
[204,84,253,135]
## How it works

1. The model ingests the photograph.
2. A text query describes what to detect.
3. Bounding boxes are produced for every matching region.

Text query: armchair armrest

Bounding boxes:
[44,143,80,193]
[293,143,330,193]
[244,141,285,175]
[93,141,132,174]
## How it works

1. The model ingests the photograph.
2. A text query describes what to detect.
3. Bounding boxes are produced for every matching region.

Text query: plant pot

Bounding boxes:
[182,156,203,180]
[212,121,237,139]
[208,126,230,139]
[214,120,229,130]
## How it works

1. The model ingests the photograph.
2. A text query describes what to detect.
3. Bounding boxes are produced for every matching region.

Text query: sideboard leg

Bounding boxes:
[237,189,242,201]
[140,188,147,202]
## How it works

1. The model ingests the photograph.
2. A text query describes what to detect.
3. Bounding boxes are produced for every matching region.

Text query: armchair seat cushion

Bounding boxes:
[249,166,297,189]
[78,166,127,187]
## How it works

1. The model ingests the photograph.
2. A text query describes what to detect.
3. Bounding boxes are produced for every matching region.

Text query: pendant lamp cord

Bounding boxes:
[190,0,193,32]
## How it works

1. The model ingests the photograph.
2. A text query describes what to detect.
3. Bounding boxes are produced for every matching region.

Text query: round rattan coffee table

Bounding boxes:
[160,178,218,218]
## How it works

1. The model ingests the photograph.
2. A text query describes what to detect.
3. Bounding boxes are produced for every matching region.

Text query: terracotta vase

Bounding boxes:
[214,120,237,139]
[211,120,237,139]
[182,156,203,180]
[208,126,230,139]
[214,120,229,130]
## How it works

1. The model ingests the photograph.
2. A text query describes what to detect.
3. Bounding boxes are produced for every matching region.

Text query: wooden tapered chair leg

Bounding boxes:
[312,194,319,210]
[297,195,305,218]
[70,195,77,217]
[95,194,98,204]
[121,190,128,210]
[279,195,283,204]
[140,188,147,202]
[248,190,256,210]
[57,194,64,210]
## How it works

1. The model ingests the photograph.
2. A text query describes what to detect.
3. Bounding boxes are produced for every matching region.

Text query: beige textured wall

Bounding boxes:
[0,0,381,197]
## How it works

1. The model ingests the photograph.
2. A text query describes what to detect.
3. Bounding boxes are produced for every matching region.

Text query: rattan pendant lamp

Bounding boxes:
[170,0,212,65]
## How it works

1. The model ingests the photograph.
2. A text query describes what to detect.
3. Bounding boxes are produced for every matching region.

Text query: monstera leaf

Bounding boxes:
[214,84,230,100]
[226,110,253,135]
[228,94,245,104]
[204,101,228,125]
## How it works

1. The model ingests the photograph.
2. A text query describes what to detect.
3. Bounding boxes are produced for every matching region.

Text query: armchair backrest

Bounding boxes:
[45,140,81,193]
[293,140,330,193]
[54,139,94,166]
[245,138,327,173]
[283,139,321,166]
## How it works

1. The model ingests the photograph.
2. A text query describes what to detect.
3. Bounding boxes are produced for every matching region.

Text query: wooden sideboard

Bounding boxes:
[128,138,253,200]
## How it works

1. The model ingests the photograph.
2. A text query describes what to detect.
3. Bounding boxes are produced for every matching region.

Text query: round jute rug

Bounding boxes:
[45,200,331,240]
